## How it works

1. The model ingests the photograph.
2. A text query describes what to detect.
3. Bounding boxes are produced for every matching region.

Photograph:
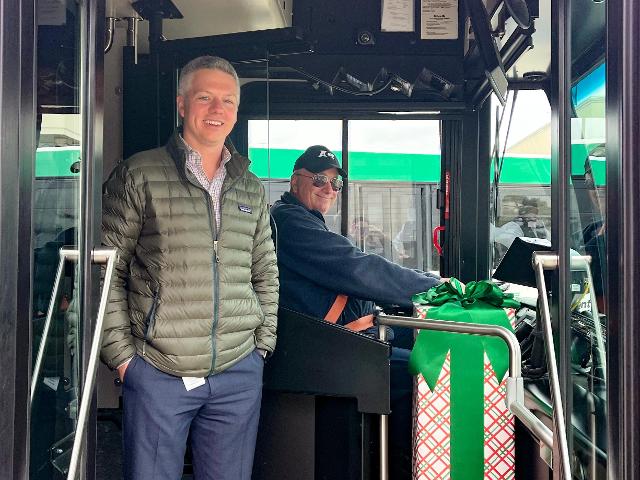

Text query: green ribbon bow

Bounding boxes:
[409,279,519,479]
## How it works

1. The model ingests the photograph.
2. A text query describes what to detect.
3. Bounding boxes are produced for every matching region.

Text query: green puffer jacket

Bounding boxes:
[101,133,278,377]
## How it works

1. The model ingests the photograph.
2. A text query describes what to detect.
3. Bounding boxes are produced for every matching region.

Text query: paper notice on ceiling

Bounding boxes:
[381,0,415,32]
[38,0,66,26]
[421,0,458,40]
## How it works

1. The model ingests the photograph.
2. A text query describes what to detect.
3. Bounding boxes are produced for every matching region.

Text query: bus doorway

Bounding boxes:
[2,0,639,479]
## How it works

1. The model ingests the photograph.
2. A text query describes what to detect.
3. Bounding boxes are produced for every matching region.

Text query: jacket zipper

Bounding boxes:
[209,175,244,372]
[204,194,219,374]
[187,156,245,375]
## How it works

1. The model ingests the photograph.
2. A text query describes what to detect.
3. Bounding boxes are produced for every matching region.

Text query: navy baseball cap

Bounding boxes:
[293,145,346,177]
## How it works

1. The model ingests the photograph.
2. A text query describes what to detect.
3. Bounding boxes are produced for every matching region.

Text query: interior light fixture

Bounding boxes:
[372,68,390,89]
[378,111,442,115]
[415,68,456,98]
[344,72,372,92]
[389,75,413,97]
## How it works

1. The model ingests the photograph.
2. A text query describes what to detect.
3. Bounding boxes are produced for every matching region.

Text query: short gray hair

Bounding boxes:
[177,56,241,103]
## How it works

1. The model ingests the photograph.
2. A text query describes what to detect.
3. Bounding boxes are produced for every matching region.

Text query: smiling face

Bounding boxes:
[177,68,239,153]
[291,167,340,215]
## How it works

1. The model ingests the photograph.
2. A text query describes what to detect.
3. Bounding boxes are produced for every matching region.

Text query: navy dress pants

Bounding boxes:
[389,347,414,480]
[122,350,264,480]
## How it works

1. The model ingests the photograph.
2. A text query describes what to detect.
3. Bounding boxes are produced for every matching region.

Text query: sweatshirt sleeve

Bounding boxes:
[276,208,440,308]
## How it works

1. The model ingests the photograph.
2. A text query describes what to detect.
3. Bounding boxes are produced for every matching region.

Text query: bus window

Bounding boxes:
[489,90,552,269]
[248,119,343,233]
[248,118,441,271]
[347,120,441,272]
[32,115,81,333]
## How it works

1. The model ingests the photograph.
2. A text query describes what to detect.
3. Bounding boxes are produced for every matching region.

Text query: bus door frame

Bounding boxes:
[439,103,492,282]
[605,0,640,477]
[0,0,36,477]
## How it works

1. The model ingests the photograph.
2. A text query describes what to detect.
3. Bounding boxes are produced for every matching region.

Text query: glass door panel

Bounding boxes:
[489,90,552,271]
[30,1,99,478]
[563,0,608,476]
[567,62,607,478]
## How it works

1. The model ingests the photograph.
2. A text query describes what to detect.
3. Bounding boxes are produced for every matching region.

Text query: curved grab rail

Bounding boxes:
[40,248,117,480]
[65,248,117,480]
[532,252,572,480]
[30,248,118,478]
[378,316,521,377]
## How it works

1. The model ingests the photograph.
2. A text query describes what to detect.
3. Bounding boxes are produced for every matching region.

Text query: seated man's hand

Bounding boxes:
[440,277,466,291]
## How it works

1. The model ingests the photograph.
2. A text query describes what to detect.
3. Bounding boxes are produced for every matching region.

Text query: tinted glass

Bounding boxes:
[567,62,607,478]
[489,90,552,270]
[30,2,83,478]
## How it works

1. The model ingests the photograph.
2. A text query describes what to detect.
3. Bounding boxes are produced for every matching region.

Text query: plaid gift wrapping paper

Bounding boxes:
[412,305,516,480]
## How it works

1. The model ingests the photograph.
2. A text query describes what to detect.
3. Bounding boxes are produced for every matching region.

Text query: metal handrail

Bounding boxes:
[510,401,554,448]
[377,313,556,475]
[532,252,572,480]
[65,248,117,480]
[377,325,389,480]
[30,247,118,476]
[377,316,521,377]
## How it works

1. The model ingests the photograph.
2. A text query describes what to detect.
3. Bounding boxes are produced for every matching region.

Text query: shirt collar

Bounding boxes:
[179,134,232,169]
[281,191,325,221]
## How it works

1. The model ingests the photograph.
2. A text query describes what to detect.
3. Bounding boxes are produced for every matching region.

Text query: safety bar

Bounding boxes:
[29,248,118,479]
[532,252,572,480]
[63,248,117,480]
[377,325,389,480]
[65,248,117,480]
[378,316,521,377]
[377,314,556,477]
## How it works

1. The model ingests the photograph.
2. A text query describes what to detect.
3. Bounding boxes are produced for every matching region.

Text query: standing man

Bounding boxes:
[101,56,278,480]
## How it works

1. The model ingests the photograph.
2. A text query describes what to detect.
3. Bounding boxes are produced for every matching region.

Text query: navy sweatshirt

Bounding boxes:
[271,192,441,325]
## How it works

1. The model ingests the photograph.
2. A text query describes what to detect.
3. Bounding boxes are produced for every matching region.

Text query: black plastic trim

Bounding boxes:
[0,1,35,478]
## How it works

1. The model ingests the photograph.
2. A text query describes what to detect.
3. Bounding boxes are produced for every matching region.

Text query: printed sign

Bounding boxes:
[421,0,459,40]
[381,0,415,32]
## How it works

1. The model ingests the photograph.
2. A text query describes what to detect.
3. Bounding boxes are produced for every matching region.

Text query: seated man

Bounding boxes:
[271,145,442,479]
[271,144,440,331]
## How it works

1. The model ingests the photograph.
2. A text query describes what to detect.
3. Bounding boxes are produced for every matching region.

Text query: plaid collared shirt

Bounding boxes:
[181,135,232,231]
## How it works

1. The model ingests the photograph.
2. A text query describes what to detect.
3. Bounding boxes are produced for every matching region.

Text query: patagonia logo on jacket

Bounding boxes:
[238,204,253,214]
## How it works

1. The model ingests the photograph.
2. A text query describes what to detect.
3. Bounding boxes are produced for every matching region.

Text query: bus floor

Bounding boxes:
[96,410,195,480]
[96,411,124,479]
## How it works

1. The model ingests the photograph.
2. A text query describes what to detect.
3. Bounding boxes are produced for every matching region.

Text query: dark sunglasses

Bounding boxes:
[294,173,343,192]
